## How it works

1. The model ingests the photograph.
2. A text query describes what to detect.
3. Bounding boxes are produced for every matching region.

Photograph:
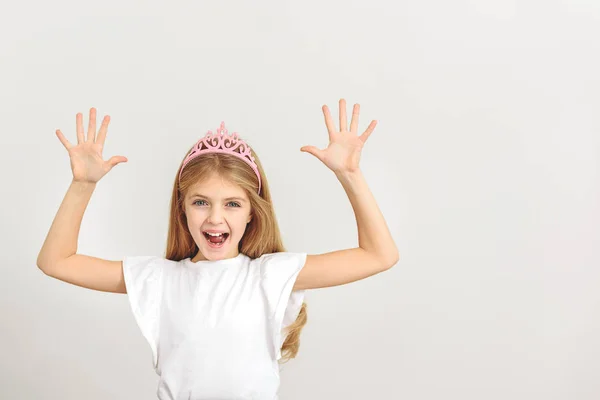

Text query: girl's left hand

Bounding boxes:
[301,98,377,174]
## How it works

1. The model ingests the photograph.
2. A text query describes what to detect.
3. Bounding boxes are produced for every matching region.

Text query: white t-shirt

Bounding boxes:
[122,251,307,400]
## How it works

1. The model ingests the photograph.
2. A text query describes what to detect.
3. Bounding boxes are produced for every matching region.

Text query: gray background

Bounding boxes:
[1,0,599,399]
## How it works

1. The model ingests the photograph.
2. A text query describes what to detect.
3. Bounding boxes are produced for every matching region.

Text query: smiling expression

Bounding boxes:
[184,173,253,262]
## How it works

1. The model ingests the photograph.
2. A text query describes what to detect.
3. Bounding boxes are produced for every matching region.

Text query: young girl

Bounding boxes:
[37,99,399,399]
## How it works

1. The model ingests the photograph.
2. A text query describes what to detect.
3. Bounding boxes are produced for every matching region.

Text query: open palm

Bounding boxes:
[56,108,127,183]
[301,98,377,174]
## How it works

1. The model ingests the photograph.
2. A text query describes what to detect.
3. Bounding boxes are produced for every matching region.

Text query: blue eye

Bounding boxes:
[193,200,241,208]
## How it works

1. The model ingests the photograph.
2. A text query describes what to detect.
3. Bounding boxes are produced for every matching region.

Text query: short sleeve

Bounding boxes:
[122,256,164,372]
[259,252,308,361]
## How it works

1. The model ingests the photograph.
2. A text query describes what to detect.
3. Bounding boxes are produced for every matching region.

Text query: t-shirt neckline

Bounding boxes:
[183,252,246,269]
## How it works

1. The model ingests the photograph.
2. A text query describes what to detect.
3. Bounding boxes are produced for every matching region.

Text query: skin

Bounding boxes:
[184,173,253,262]
[39,100,397,296]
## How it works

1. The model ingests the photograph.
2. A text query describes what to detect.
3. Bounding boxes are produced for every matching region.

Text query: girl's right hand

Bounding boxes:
[56,108,128,184]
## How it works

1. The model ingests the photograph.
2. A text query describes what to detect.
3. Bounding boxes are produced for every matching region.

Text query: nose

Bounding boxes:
[207,207,224,224]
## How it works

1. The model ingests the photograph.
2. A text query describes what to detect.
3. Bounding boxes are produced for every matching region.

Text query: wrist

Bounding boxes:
[334,169,365,192]
[335,168,363,181]
[71,179,97,192]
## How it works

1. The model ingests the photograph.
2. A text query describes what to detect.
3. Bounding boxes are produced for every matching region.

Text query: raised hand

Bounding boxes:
[301,98,377,174]
[56,108,127,183]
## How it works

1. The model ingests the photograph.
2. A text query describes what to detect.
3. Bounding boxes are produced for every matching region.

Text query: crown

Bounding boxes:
[179,121,261,193]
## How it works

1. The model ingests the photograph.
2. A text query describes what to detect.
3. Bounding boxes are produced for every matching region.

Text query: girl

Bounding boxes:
[37,99,399,399]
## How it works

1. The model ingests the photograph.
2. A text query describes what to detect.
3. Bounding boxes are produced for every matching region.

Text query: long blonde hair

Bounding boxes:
[163,137,307,363]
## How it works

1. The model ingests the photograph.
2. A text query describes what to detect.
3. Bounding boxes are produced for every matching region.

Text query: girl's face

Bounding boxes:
[184,173,252,262]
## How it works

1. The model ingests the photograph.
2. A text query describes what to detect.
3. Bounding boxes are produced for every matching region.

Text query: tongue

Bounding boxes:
[208,234,225,244]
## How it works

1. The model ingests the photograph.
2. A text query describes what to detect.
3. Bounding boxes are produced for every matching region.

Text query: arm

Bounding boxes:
[36,180,126,294]
[294,99,399,291]
[37,108,128,293]
[336,169,399,265]
[37,180,96,266]
[293,170,399,291]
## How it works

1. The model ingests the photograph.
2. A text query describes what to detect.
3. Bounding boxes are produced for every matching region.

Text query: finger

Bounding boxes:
[339,98,347,132]
[350,103,360,134]
[106,155,128,169]
[56,129,73,150]
[96,115,110,147]
[76,113,84,144]
[87,108,96,142]
[359,120,377,143]
[300,145,325,162]
[322,105,335,141]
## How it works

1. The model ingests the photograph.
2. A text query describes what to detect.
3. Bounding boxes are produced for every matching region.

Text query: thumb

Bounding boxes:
[300,146,324,161]
[106,156,128,170]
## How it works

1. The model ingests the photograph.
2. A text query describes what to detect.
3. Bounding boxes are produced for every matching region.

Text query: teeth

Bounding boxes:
[205,232,225,237]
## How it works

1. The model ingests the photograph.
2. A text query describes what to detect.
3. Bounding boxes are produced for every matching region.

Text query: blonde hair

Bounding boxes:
[163,138,307,363]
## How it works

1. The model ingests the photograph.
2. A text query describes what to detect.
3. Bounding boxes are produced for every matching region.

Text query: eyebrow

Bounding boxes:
[189,193,246,202]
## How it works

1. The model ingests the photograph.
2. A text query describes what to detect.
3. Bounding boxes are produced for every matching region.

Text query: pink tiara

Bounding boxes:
[179,122,261,193]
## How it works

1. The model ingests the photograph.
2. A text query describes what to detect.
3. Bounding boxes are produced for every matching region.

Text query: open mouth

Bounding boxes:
[203,231,230,247]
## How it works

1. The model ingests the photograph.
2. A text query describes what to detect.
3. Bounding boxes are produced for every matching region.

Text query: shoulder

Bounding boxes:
[251,252,308,276]
[123,255,177,267]
[253,251,307,263]
[123,255,161,266]
[122,255,178,277]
